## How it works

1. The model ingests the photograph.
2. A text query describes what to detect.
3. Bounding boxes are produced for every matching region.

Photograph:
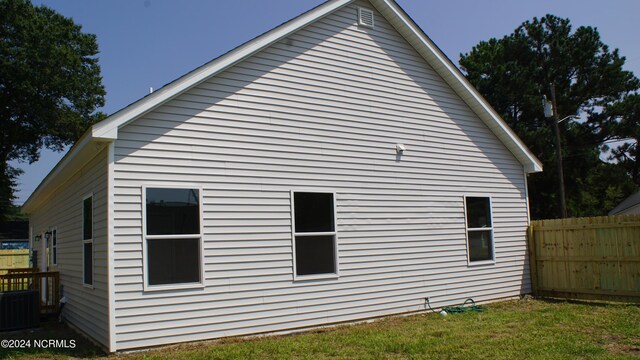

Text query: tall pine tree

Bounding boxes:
[460,15,639,219]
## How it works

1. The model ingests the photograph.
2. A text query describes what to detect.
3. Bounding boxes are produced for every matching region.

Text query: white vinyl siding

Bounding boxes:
[28,147,110,348]
[111,0,530,350]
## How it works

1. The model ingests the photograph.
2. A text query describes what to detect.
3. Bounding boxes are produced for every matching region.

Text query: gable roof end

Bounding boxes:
[369,0,541,173]
[24,0,542,213]
[92,0,542,173]
[91,0,354,139]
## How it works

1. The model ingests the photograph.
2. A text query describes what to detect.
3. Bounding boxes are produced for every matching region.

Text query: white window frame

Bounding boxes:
[50,227,57,266]
[82,194,94,288]
[290,190,339,281]
[463,195,496,266]
[142,184,205,292]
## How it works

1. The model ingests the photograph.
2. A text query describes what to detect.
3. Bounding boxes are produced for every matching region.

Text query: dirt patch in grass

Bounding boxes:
[601,334,640,356]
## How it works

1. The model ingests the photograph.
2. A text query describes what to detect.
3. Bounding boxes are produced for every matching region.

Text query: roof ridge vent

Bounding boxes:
[358,7,374,28]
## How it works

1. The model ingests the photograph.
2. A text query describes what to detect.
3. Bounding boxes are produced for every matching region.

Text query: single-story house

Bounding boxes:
[23,0,542,352]
[609,191,640,215]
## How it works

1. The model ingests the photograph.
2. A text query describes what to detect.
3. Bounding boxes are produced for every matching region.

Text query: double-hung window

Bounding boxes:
[464,196,494,263]
[292,192,338,279]
[143,187,203,289]
[51,227,57,266]
[82,195,93,286]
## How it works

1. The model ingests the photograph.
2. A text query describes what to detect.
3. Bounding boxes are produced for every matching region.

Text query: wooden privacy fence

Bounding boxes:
[0,249,29,271]
[0,270,60,314]
[528,214,640,302]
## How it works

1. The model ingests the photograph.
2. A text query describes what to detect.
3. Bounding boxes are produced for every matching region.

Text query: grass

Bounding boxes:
[1,298,639,359]
[0,319,105,359]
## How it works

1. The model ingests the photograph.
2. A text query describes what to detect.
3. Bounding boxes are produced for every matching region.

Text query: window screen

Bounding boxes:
[145,187,202,287]
[465,197,494,262]
[293,192,337,276]
[295,235,336,276]
[147,238,200,286]
[468,231,493,262]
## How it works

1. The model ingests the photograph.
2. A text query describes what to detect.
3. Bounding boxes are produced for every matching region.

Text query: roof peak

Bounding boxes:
[24,0,542,213]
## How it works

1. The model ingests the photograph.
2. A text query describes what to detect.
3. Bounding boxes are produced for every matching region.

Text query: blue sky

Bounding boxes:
[13,0,640,204]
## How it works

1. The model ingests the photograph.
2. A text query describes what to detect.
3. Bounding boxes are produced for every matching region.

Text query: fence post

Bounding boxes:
[527,223,538,296]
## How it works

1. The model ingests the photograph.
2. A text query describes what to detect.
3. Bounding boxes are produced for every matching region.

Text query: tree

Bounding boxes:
[459,14,639,219]
[0,0,105,220]
[605,94,640,185]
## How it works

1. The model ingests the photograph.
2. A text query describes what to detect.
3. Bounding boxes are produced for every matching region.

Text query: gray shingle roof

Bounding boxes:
[609,191,640,215]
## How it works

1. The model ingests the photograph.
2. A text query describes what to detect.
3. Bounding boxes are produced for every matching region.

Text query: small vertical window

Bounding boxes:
[292,192,338,277]
[82,195,93,286]
[51,228,57,265]
[44,232,50,268]
[144,187,203,288]
[83,197,93,241]
[83,242,93,285]
[464,197,494,262]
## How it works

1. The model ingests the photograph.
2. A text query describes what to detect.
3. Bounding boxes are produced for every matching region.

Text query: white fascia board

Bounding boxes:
[371,0,542,173]
[22,127,107,214]
[92,0,354,140]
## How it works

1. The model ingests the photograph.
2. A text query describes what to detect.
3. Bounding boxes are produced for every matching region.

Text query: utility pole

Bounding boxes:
[549,83,568,218]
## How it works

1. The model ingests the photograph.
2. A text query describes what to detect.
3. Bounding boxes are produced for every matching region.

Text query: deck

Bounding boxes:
[0,268,60,315]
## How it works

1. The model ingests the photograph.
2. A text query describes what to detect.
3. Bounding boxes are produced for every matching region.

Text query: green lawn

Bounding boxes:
[1,298,639,359]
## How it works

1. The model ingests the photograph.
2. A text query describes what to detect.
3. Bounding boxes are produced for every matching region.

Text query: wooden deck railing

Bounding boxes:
[0,270,60,314]
[5,267,40,274]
